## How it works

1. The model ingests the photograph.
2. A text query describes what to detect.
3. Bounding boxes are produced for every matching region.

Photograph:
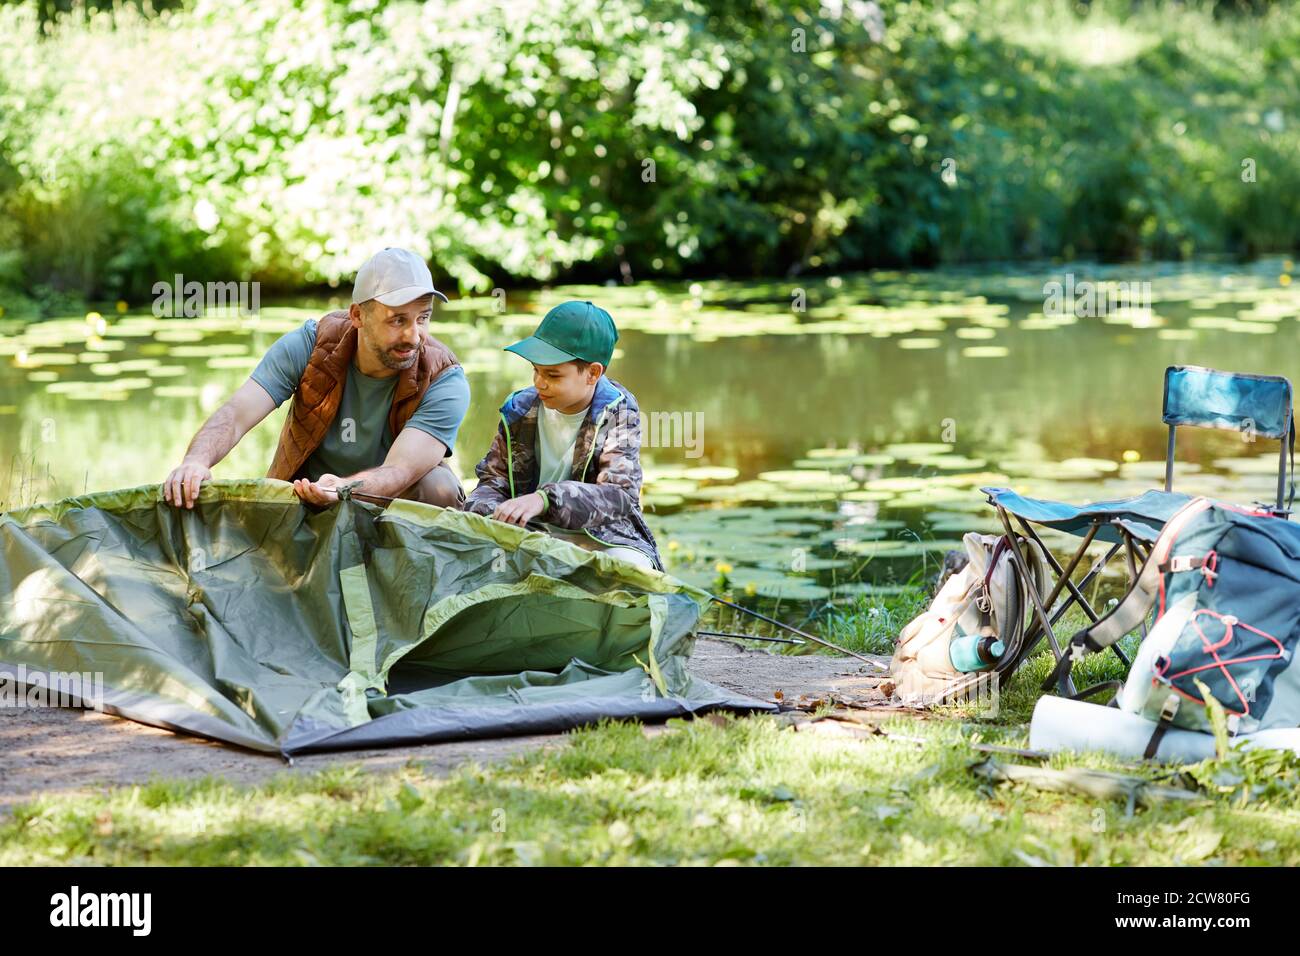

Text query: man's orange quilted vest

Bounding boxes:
[266,310,460,481]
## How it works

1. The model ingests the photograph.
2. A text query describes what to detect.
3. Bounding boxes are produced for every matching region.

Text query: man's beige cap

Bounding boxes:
[352,248,449,306]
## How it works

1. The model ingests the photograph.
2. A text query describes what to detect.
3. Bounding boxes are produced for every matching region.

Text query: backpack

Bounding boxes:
[1050,496,1300,755]
[890,532,1051,705]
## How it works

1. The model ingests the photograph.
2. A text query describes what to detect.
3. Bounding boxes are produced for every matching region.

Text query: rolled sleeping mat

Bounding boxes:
[1029,695,1300,762]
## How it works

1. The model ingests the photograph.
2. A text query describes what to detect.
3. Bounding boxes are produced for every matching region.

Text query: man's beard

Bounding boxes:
[373,342,419,371]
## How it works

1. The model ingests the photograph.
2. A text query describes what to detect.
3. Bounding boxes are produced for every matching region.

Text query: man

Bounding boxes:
[163,247,470,509]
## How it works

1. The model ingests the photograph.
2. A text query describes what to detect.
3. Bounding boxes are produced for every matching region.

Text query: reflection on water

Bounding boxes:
[3,259,1297,602]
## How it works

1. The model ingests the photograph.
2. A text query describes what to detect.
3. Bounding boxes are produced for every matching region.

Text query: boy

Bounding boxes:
[462,300,662,570]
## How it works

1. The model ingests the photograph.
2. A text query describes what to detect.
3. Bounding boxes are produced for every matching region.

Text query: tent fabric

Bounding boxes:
[0,480,773,756]
[980,487,1193,544]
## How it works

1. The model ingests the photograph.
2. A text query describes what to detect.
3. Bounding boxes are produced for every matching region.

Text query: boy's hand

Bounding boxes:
[493,492,546,527]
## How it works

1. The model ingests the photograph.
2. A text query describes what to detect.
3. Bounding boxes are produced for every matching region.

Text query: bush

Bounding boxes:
[0,0,1297,307]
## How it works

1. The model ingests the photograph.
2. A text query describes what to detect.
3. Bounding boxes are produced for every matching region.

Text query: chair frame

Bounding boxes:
[988,506,1146,697]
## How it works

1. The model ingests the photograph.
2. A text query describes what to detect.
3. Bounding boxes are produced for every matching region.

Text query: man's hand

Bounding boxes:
[162,380,277,508]
[163,459,213,509]
[492,492,546,527]
[293,474,345,507]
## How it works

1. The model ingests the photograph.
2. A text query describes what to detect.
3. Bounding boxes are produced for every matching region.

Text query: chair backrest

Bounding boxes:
[1162,365,1294,513]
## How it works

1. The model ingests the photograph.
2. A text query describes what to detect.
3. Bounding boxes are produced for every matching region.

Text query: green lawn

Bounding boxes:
[5,642,1300,866]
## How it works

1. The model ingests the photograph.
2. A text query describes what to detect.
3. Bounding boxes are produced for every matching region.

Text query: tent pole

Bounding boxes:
[697,629,805,646]
[709,595,885,669]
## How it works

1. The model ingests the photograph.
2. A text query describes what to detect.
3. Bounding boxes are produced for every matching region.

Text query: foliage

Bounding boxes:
[1182,743,1300,807]
[0,0,1298,304]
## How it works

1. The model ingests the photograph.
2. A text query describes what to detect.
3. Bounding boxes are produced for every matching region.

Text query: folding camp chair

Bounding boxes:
[982,364,1295,697]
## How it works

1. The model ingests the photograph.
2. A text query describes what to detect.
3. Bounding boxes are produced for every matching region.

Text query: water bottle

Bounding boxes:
[949,634,1005,673]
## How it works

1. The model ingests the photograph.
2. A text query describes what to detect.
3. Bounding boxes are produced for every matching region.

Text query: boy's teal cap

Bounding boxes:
[504,300,618,367]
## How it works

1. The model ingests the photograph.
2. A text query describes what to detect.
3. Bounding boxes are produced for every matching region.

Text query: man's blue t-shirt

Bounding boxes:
[251,320,470,482]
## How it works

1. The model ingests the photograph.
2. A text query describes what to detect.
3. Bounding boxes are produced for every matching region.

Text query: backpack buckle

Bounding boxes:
[1167,555,1197,572]
[1159,694,1180,722]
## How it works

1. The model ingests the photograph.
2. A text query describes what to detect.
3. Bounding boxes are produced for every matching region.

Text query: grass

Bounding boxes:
[4,702,1299,866]
[818,587,935,656]
[1,578,1292,867]
[2,620,1297,866]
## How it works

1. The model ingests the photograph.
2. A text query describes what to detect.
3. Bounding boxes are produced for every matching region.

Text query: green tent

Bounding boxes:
[0,480,771,756]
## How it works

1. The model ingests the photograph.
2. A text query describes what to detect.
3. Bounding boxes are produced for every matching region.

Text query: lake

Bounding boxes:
[3,258,1298,607]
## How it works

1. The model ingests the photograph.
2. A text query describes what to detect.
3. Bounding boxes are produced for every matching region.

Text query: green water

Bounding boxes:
[3,259,1298,603]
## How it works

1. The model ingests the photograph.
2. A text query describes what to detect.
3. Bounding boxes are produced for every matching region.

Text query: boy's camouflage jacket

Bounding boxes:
[462,376,663,569]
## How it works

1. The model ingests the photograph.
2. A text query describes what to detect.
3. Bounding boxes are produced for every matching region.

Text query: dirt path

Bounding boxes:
[0,640,891,812]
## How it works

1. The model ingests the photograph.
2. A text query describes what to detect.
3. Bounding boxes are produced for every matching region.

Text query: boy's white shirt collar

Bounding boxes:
[541,401,591,421]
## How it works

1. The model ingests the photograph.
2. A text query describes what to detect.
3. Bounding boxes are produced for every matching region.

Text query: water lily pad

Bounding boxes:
[112,378,154,391]
[1059,457,1120,473]
[757,556,854,572]
[1214,456,1287,475]
[1122,461,1199,479]
[17,352,77,367]
[725,567,803,587]
[167,344,250,358]
[683,482,778,502]
[644,478,700,495]
[758,469,856,487]
[835,538,965,557]
[759,521,825,535]
[863,476,931,493]
[752,579,832,601]
[910,455,988,470]
[682,466,740,481]
[208,356,259,370]
[155,329,207,343]
[927,516,1004,534]
[882,443,954,459]
[767,490,839,504]
[997,460,1111,481]
[889,488,981,508]
[839,490,896,502]
[642,493,685,509]
[829,582,918,598]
